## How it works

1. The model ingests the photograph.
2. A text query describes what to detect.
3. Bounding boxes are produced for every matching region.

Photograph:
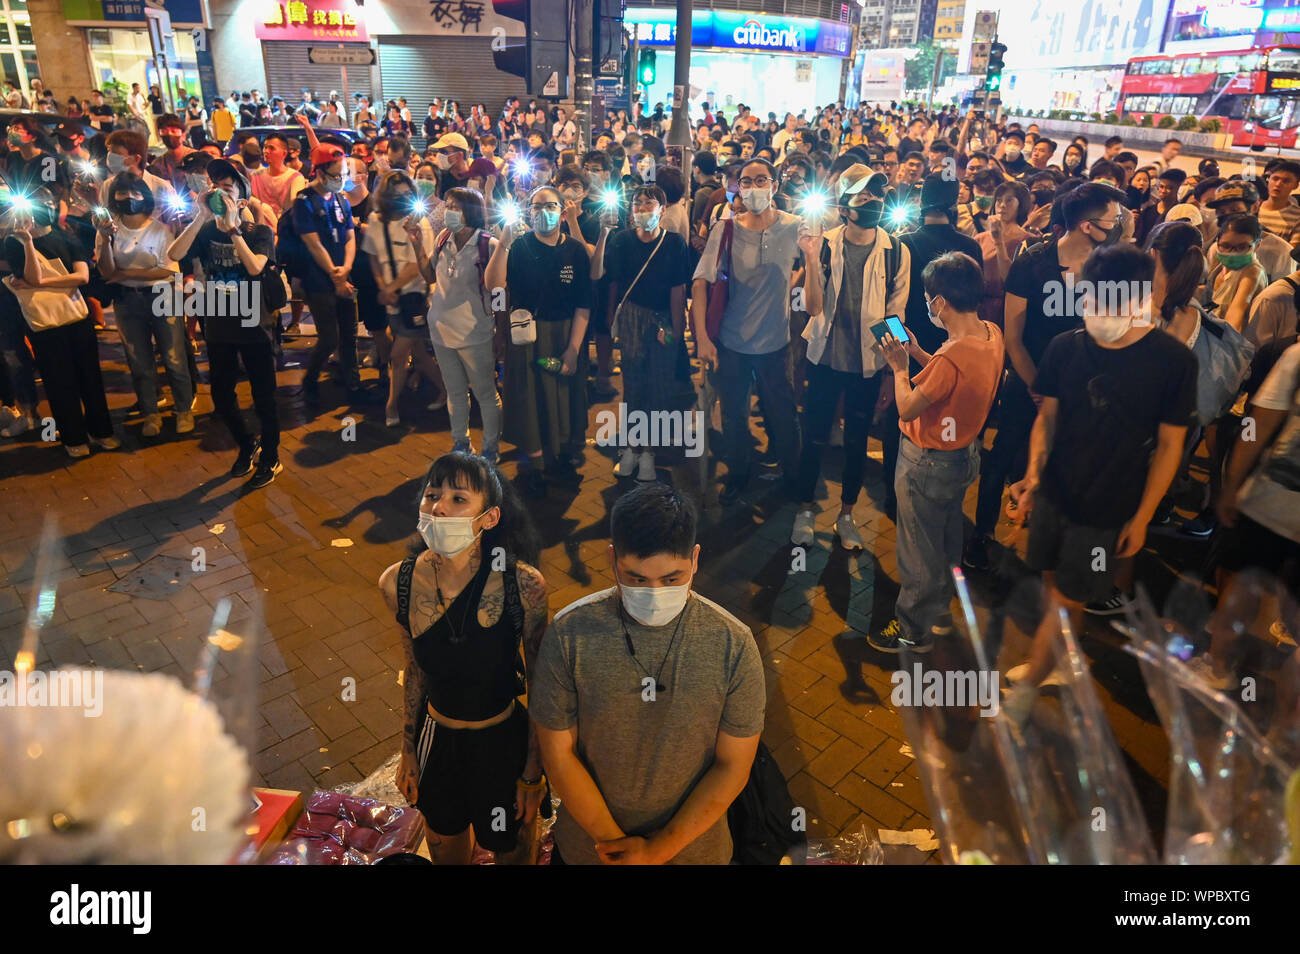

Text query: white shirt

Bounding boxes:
[1239,342,1300,542]
[361,213,434,312]
[128,91,149,118]
[427,227,497,349]
[107,218,180,287]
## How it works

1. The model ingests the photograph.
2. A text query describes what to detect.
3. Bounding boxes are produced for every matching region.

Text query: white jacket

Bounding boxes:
[802,225,910,377]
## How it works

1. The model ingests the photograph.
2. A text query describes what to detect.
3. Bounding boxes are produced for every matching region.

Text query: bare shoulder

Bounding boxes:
[378,560,405,612]
[515,561,549,608]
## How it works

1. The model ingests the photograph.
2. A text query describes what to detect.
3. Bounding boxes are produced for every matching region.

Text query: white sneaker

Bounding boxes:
[613,447,637,478]
[636,451,656,482]
[175,411,195,434]
[0,411,36,438]
[89,434,121,450]
[791,508,816,546]
[829,419,844,448]
[1184,654,1236,691]
[142,414,162,438]
[835,513,864,550]
[65,443,90,459]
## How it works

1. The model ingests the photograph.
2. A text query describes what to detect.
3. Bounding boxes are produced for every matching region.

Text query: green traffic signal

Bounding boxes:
[638,48,656,85]
[987,72,1002,91]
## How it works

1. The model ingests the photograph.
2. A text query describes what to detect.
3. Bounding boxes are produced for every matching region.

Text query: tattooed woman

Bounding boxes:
[378,451,549,864]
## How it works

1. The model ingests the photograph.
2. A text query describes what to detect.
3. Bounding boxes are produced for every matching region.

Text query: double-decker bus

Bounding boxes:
[1119,45,1300,149]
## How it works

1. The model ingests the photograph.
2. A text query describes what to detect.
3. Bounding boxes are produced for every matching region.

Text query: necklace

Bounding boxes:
[429,552,485,644]
[617,598,685,694]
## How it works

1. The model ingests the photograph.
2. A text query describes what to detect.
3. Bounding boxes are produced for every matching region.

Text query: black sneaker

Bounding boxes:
[962,534,991,571]
[1178,512,1216,538]
[868,618,933,654]
[230,439,261,478]
[1084,589,1133,617]
[246,459,282,490]
[301,380,321,404]
[719,480,745,506]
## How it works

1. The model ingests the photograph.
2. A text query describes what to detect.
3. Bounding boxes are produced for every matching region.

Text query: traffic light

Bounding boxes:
[986,41,1006,92]
[638,48,656,85]
[491,0,569,98]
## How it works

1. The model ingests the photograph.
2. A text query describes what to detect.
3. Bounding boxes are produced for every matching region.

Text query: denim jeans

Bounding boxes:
[716,343,800,485]
[115,287,194,416]
[432,339,501,456]
[894,435,980,641]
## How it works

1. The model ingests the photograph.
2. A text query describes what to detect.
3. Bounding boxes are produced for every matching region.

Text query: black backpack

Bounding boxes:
[728,740,807,864]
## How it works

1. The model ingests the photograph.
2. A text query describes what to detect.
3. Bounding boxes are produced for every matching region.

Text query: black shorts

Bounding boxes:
[1025,490,1122,605]
[1217,514,1300,584]
[413,701,529,852]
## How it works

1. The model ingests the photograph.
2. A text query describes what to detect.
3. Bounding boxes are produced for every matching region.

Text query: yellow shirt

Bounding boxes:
[212,107,235,142]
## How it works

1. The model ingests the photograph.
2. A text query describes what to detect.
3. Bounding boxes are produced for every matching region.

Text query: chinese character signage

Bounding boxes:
[62,0,205,27]
[255,0,369,42]
[363,0,524,37]
[625,8,852,58]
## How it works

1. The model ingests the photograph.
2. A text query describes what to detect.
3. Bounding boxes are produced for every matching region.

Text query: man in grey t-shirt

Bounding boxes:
[531,485,765,865]
[690,158,821,504]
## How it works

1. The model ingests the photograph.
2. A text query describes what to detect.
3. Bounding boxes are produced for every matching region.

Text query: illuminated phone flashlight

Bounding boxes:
[801,190,829,236]
[92,205,108,217]
[9,194,33,213]
[167,193,189,212]
[601,188,620,208]
[500,200,522,226]
[889,204,912,228]
[511,157,533,179]
[411,197,428,217]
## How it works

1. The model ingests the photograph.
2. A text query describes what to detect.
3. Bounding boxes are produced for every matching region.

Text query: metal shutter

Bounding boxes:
[378,36,528,128]
[260,41,374,105]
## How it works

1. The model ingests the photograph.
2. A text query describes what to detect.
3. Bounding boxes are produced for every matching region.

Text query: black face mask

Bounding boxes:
[1032,190,1054,208]
[31,203,58,227]
[840,200,883,229]
[110,197,147,216]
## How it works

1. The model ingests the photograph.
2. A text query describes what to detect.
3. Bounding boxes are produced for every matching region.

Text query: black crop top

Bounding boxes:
[395,554,526,722]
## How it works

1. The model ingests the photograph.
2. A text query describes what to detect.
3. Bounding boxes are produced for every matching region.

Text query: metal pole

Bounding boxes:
[574,0,595,152]
[665,0,693,181]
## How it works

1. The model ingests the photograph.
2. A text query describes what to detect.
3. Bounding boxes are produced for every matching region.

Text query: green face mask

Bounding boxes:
[415,179,437,200]
[973,194,993,211]
[1218,249,1255,270]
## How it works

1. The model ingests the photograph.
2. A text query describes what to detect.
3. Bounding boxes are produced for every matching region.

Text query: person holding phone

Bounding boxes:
[792,164,908,549]
[867,253,1004,654]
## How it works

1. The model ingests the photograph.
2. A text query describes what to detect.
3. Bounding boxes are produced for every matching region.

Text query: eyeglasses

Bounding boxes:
[738,176,772,188]
[531,201,561,213]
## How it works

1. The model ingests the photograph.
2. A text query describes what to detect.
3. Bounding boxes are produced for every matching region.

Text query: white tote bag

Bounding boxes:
[3,250,89,332]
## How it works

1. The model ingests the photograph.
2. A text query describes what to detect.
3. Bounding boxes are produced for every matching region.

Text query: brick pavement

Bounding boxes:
[0,327,1188,860]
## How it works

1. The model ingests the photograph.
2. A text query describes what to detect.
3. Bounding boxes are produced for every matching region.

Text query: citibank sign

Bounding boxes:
[732,18,807,52]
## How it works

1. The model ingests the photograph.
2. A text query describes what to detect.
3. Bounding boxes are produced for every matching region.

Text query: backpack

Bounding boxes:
[276,188,336,280]
[1190,302,1256,425]
[728,740,807,865]
[820,230,903,304]
[435,227,494,315]
[259,236,289,313]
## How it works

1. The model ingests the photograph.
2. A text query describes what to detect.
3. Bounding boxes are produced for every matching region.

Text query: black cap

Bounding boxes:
[54,121,83,139]
[919,173,960,212]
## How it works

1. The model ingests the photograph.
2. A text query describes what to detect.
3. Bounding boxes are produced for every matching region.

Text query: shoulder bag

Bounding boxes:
[609,229,666,341]
[702,218,735,342]
[4,249,89,332]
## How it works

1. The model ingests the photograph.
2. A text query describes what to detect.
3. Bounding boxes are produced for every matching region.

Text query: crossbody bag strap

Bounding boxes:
[615,229,666,316]
[381,219,400,283]
[395,555,417,633]
[503,556,525,635]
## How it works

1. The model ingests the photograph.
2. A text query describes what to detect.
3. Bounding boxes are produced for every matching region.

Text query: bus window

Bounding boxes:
[1239,54,1261,71]
[1128,61,1145,75]
[1254,96,1300,130]
[1220,95,1251,120]
[1141,60,1163,75]
[1171,58,1186,77]
[1219,56,1239,74]
[1268,50,1300,72]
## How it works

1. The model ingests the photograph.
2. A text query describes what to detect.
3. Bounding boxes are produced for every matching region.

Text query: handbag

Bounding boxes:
[4,250,89,332]
[703,218,735,343]
[509,308,536,345]
[382,221,427,330]
[1191,303,1255,425]
[610,229,666,341]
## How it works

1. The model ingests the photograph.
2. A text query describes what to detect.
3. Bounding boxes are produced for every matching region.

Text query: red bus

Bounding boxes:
[1119,46,1300,149]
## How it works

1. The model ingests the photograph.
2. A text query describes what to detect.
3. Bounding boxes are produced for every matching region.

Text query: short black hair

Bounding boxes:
[656,165,686,204]
[922,252,984,312]
[1060,181,1125,230]
[554,164,590,190]
[1088,159,1126,183]
[1218,212,1262,243]
[581,149,612,171]
[1104,136,1124,148]
[610,483,697,559]
[1164,137,1183,146]
[901,150,926,164]
[1268,158,1300,180]
[740,157,776,181]
[1081,243,1155,290]
[1034,137,1057,155]
[693,150,718,176]
[1193,176,1225,201]
[1115,151,1139,166]
[928,139,952,155]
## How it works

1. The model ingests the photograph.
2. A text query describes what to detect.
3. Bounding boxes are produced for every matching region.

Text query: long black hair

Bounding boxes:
[1150,221,1205,324]
[414,452,541,567]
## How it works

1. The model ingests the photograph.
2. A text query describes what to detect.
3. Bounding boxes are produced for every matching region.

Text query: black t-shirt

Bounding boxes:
[424,116,447,142]
[149,94,165,115]
[181,221,277,344]
[899,224,982,355]
[1035,328,1197,527]
[561,209,601,245]
[1002,154,1031,178]
[897,136,925,160]
[505,232,592,322]
[4,149,71,198]
[1004,237,1083,371]
[88,104,116,133]
[4,229,89,280]
[605,228,691,313]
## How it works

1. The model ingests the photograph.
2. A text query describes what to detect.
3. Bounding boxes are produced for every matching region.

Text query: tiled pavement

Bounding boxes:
[0,327,1188,859]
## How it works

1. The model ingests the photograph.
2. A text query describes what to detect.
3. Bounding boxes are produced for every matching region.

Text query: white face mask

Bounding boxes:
[185,173,208,195]
[107,152,128,174]
[632,209,661,231]
[741,187,771,214]
[417,509,487,558]
[1083,314,1133,344]
[618,571,692,627]
[925,296,945,331]
[434,153,451,171]
[1005,146,1022,161]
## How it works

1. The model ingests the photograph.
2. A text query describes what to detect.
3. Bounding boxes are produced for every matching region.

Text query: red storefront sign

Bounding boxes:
[254,0,369,42]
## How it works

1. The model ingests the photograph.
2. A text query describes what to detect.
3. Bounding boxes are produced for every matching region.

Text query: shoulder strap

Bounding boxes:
[616,229,666,316]
[884,234,901,300]
[435,228,451,257]
[395,556,417,633]
[503,556,525,634]
[1284,276,1300,313]
[820,239,831,286]
[716,217,735,272]
[381,219,399,282]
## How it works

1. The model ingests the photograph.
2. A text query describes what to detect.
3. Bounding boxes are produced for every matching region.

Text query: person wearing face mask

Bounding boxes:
[379,451,550,865]
[1210,214,1267,333]
[792,166,907,547]
[3,186,117,458]
[148,115,195,193]
[167,159,280,486]
[976,180,1032,325]
[691,158,805,504]
[4,117,71,205]
[554,166,602,246]
[966,181,1127,570]
[291,142,363,405]
[1134,168,1186,246]
[96,173,192,438]
[957,168,1002,238]
[485,185,593,497]
[102,128,177,211]
[869,253,1004,653]
[531,483,764,865]
[998,130,1030,178]
[362,170,446,426]
[1003,245,1195,705]
[431,132,498,203]
[604,185,692,481]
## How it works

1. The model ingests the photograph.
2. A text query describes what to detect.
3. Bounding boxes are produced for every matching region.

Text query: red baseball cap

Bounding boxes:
[310,142,345,167]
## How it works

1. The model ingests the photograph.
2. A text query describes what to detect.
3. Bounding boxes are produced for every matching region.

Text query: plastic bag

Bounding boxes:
[792,822,884,865]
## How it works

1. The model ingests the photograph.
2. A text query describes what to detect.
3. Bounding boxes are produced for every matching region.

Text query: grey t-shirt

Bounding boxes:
[530,587,766,865]
[827,235,874,374]
[694,210,803,356]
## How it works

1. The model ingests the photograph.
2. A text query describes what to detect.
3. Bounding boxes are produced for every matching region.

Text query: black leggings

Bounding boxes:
[208,337,280,462]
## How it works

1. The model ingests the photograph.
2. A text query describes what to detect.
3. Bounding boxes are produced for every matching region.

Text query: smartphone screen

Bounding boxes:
[884,315,910,343]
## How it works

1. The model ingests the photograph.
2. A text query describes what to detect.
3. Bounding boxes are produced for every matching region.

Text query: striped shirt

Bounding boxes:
[1258,199,1300,243]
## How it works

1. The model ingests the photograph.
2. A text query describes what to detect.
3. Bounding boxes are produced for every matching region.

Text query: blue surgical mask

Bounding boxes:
[533,208,561,233]
[443,209,464,232]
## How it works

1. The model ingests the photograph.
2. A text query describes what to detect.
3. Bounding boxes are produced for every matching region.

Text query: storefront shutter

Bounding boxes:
[260,41,374,107]
[377,36,528,147]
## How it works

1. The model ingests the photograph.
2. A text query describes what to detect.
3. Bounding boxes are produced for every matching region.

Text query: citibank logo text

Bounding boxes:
[733,19,806,51]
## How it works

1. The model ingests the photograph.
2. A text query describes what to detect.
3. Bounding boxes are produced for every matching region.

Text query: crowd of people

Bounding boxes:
[2,89,1299,863]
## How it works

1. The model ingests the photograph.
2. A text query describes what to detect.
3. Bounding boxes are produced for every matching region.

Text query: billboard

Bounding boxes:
[983,0,1164,70]
[625,8,853,58]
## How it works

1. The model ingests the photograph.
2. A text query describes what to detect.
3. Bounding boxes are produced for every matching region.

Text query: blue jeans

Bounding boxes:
[894,436,980,641]
[115,287,193,416]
